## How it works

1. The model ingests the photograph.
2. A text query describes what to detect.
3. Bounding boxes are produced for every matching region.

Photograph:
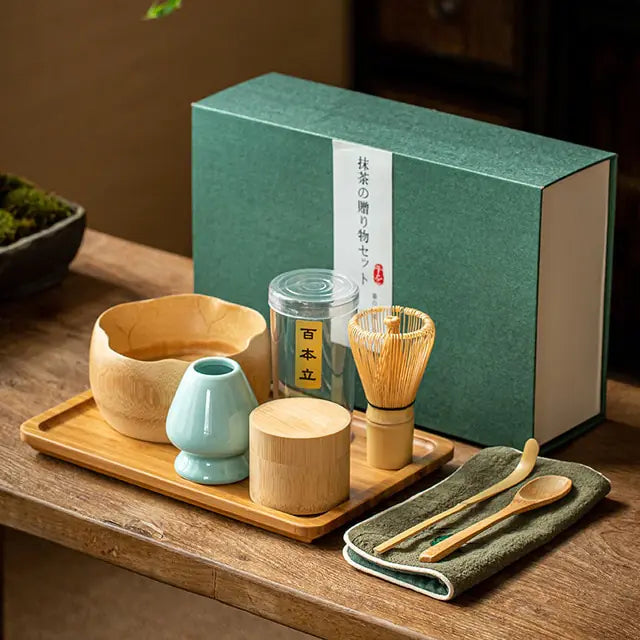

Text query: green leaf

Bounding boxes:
[145,0,182,20]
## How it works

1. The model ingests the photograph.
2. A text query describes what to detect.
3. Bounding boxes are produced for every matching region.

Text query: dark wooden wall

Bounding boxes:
[353,0,640,378]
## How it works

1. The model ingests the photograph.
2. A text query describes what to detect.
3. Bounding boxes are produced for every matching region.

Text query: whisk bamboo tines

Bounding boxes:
[348,306,435,470]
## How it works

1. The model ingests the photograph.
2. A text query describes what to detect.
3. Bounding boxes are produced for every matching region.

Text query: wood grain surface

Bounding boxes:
[0,525,4,634]
[249,397,352,515]
[89,292,270,442]
[1,230,639,640]
[20,391,452,540]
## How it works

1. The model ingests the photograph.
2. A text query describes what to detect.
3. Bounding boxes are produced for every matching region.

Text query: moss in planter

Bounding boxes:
[0,174,33,200]
[4,186,72,227]
[13,216,38,241]
[0,173,75,246]
[0,209,18,245]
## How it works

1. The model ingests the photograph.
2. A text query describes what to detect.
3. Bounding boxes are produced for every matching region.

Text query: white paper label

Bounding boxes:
[333,140,393,312]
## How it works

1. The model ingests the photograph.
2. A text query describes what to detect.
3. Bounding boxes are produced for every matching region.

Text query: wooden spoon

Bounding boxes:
[420,474,572,562]
[374,438,540,554]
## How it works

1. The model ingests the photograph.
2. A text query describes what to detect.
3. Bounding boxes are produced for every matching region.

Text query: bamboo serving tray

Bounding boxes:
[20,390,454,542]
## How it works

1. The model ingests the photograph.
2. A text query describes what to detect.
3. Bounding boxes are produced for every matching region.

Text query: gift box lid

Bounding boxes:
[193,72,613,188]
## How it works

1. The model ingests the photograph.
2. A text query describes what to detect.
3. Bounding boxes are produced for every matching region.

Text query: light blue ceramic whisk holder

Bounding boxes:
[166,356,257,485]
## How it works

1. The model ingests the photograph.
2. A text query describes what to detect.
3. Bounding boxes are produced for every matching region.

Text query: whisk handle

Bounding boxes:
[365,405,415,470]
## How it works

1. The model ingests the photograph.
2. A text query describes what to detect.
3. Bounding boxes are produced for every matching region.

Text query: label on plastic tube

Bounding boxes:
[295,320,323,390]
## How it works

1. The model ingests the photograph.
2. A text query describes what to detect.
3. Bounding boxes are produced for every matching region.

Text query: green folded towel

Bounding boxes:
[343,446,610,600]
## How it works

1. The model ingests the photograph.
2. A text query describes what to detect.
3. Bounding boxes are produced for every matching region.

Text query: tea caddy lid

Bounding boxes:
[268,268,359,320]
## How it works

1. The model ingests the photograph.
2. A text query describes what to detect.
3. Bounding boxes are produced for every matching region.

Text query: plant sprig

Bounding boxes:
[145,0,182,20]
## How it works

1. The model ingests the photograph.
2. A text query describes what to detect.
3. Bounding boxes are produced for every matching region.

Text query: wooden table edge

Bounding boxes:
[0,483,432,640]
[5,232,635,640]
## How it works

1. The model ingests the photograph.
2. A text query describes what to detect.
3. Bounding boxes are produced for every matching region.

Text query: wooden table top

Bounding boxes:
[1,230,638,640]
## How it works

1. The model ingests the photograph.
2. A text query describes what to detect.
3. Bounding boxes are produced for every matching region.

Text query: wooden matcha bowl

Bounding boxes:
[90,294,270,443]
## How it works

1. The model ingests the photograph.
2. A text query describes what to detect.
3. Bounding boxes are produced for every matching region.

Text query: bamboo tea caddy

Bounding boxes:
[349,306,436,470]
[249,397,351,515]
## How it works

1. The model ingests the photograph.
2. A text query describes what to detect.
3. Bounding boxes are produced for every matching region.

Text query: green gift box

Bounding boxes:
[192,73,616,449]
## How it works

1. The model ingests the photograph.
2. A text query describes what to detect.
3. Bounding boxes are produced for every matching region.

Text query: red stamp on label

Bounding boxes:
[373,263,384,285]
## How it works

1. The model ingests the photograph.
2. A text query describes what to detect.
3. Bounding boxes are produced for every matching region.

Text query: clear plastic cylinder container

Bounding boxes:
[268,269,359,412]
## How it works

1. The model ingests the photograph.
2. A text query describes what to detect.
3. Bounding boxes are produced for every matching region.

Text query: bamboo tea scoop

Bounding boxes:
[420,474,572,562]
[374,438,540,554]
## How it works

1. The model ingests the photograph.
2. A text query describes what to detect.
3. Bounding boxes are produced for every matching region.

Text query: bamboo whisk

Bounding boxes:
[348,306,435,469]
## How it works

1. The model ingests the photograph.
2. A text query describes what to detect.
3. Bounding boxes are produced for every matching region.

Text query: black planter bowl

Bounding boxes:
[0,200,86,301]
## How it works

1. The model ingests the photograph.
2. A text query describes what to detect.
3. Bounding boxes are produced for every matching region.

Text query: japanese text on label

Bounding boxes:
[295,320,322,390]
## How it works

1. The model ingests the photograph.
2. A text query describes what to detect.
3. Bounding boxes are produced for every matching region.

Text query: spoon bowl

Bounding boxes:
[517,475,573,504]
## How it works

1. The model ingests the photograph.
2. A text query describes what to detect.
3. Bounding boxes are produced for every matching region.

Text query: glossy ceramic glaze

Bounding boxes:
[166,357,257,484]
